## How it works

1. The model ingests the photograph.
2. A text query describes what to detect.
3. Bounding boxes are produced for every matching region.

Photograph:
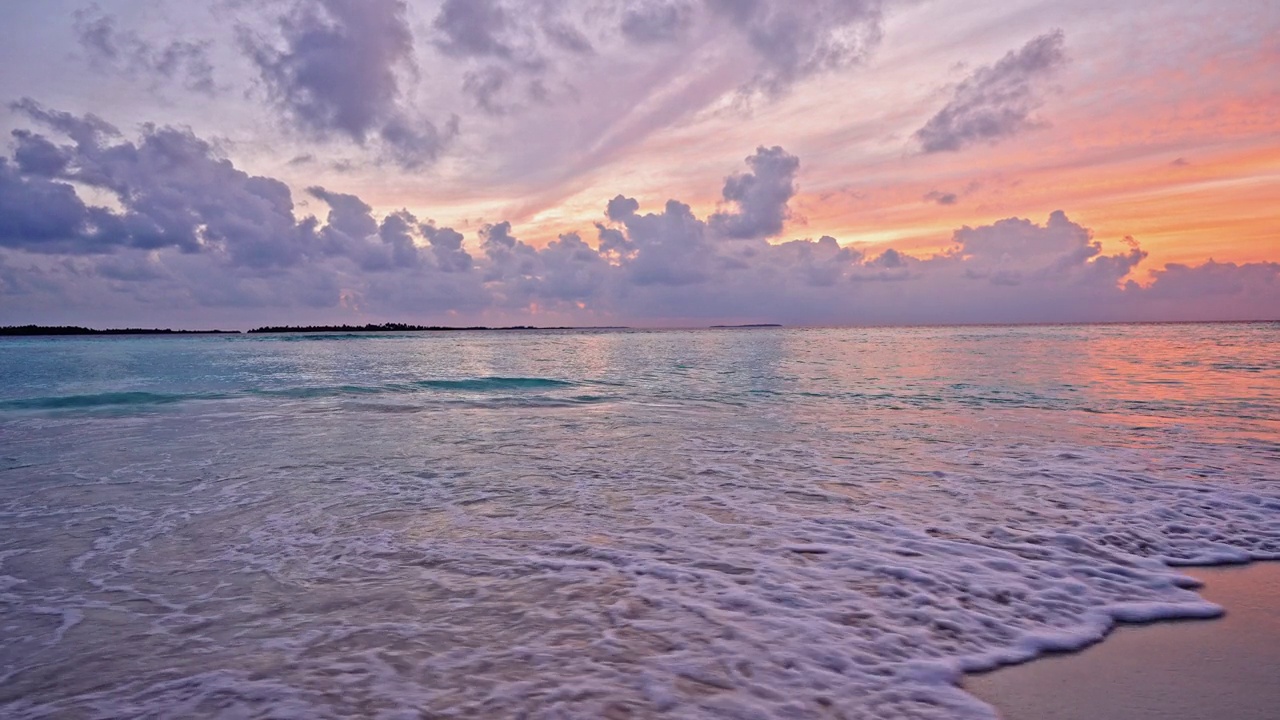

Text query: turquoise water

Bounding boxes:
[1,325,1278,718]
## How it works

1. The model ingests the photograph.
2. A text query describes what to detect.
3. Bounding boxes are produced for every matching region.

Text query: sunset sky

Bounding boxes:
[1,0,1277,327]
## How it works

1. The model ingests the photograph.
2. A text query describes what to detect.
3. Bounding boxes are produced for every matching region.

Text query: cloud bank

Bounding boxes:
[2,104,1276,327]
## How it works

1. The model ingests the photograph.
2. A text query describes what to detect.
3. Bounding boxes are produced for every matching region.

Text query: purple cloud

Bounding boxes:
[433,0,516,60]
[709,0,886,96]
[621,1,695,45]
[243,0,452,167]
[916,30,1067,153]
[74,5,217,95]
[1,108,1276,327]
[6,100,308,266]
[710,146,800,240]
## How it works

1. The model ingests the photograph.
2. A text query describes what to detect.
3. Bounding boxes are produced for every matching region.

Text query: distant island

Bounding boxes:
[0,325,239,336]
[709,324,783,329]
[1,324,632,337]
[246,324,630,333]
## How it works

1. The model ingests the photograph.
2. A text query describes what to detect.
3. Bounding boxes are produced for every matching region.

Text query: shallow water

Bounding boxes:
[1,324,1278,719]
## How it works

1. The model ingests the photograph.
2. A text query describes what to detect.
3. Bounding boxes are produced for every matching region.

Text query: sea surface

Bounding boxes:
[0,324,1277,719]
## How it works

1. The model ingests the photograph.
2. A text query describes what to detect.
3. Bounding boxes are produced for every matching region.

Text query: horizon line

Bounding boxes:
[3,318,1278,337]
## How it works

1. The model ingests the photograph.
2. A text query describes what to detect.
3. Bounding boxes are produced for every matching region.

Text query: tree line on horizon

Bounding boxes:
[0,323,627,336]
[0,325,238,336]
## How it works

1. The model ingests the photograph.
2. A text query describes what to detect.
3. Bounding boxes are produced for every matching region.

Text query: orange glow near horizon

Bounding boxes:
[360,104,1279,283]
[788,139,1280,273]
[339,8,1280,284]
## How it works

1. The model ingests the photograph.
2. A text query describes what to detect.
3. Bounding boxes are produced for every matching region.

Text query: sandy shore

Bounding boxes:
[965,562,1280,719]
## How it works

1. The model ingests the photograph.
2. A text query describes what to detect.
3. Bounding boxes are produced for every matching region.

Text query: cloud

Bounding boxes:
[621,2,695,45]
[461,66,514,115]
[709,146,800,240]
[0,158,105,254]
[421,224,475,273]
[308,187,411,271]
[708,0,886,96]
[428,0,565,114]
[242,0,452,167]
[951,211,1147,290]
[430,0,887,99]
[541,19,594,55]
[433,0,517,60]
[73,5,217,95]
[1138,260,1280,321]
[771,235,864,287]
[415,1,888,152]
[477,223,611,307]
[606,196,713,286]
[924,190,958,206]
[2,112,1276,327]
[916,30,1067,153]
[5,100,309,266]
[9,99,120,151]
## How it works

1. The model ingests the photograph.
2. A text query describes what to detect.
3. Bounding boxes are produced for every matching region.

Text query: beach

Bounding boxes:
[967,562,1280,719]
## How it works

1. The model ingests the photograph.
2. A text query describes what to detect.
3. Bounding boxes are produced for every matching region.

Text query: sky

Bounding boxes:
[1,0,1277,328]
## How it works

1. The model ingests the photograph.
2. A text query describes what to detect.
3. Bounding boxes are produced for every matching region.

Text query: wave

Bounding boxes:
[0,377,592,413]
[252,385,397,399]
[0,391,232,410]
[414,377,577,391]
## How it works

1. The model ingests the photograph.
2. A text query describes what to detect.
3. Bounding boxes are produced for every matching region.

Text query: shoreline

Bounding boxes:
[964,561,1280,719]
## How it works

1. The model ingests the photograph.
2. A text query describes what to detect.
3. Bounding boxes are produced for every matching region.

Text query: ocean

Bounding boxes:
[1,324,1277,719]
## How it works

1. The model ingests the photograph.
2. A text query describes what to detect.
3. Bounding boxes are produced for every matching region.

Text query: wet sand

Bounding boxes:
[966,562,1280,720]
